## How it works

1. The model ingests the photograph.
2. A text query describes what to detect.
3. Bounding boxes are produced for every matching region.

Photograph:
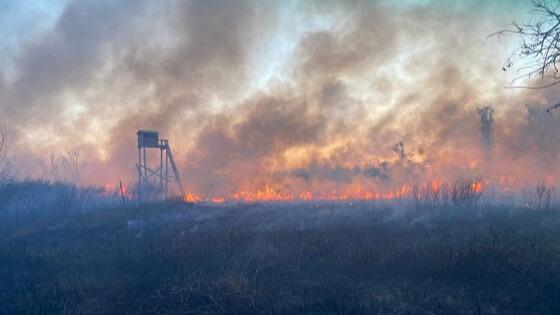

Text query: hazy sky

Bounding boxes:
[1,0,557,197]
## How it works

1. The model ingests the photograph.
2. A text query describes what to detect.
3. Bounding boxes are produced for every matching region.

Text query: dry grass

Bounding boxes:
[1,196,560,314]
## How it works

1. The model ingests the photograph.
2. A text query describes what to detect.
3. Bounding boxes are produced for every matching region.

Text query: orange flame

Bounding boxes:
[184,193,202,203]
[183,183,417,204]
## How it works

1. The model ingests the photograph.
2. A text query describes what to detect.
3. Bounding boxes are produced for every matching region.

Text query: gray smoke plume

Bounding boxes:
[1,0,559,197]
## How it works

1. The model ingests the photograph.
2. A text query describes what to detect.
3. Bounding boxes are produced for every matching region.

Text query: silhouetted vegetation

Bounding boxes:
[497,0,560,111]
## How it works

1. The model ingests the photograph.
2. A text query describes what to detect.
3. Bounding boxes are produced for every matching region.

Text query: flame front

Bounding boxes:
[183,183,417,203]
[180,175,557,204]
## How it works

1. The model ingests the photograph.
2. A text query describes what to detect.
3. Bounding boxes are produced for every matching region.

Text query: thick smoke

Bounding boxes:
[1,0,559,198]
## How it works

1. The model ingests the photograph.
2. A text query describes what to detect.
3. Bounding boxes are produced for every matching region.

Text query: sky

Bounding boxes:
[1,0,559,199]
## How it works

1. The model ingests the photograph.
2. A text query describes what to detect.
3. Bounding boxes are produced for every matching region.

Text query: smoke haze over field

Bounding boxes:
[1,0,560,198]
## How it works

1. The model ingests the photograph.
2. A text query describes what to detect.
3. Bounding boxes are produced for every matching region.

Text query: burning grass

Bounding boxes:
[181,178,484,204]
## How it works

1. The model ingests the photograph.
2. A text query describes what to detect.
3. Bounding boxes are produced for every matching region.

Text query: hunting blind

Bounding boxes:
[136,130,184,200]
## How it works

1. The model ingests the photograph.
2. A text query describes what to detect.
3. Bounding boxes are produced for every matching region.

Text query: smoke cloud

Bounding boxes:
[1,0,558,198]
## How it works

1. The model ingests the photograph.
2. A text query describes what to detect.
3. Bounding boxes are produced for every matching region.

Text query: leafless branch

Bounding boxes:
[49,149,82,184]
[59,150,81,184]
[495,1,560,98]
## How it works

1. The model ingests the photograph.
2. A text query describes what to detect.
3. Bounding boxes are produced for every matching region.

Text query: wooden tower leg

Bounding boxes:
[165,146,169,198]
[143,147,147,181]
[160,143,164,192]
[138,147,142,201]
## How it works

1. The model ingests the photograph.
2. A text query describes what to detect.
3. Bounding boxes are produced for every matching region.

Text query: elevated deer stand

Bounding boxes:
[136,130,184,201]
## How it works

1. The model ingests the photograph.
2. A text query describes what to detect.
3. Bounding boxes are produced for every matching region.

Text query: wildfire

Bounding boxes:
[472,181,483,193]
[211,197,225,203]
[184,193,202,203]
[114,175,555,205]
[232,184,294,202]
[182,183,415,204]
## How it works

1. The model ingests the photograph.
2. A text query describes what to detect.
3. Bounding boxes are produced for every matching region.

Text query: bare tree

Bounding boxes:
[60,150,81,184]
[392,141,406,169]
[49,149,81,184]
[477,105,494,159]
[494,1,560,111]
[535,181,553,211]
